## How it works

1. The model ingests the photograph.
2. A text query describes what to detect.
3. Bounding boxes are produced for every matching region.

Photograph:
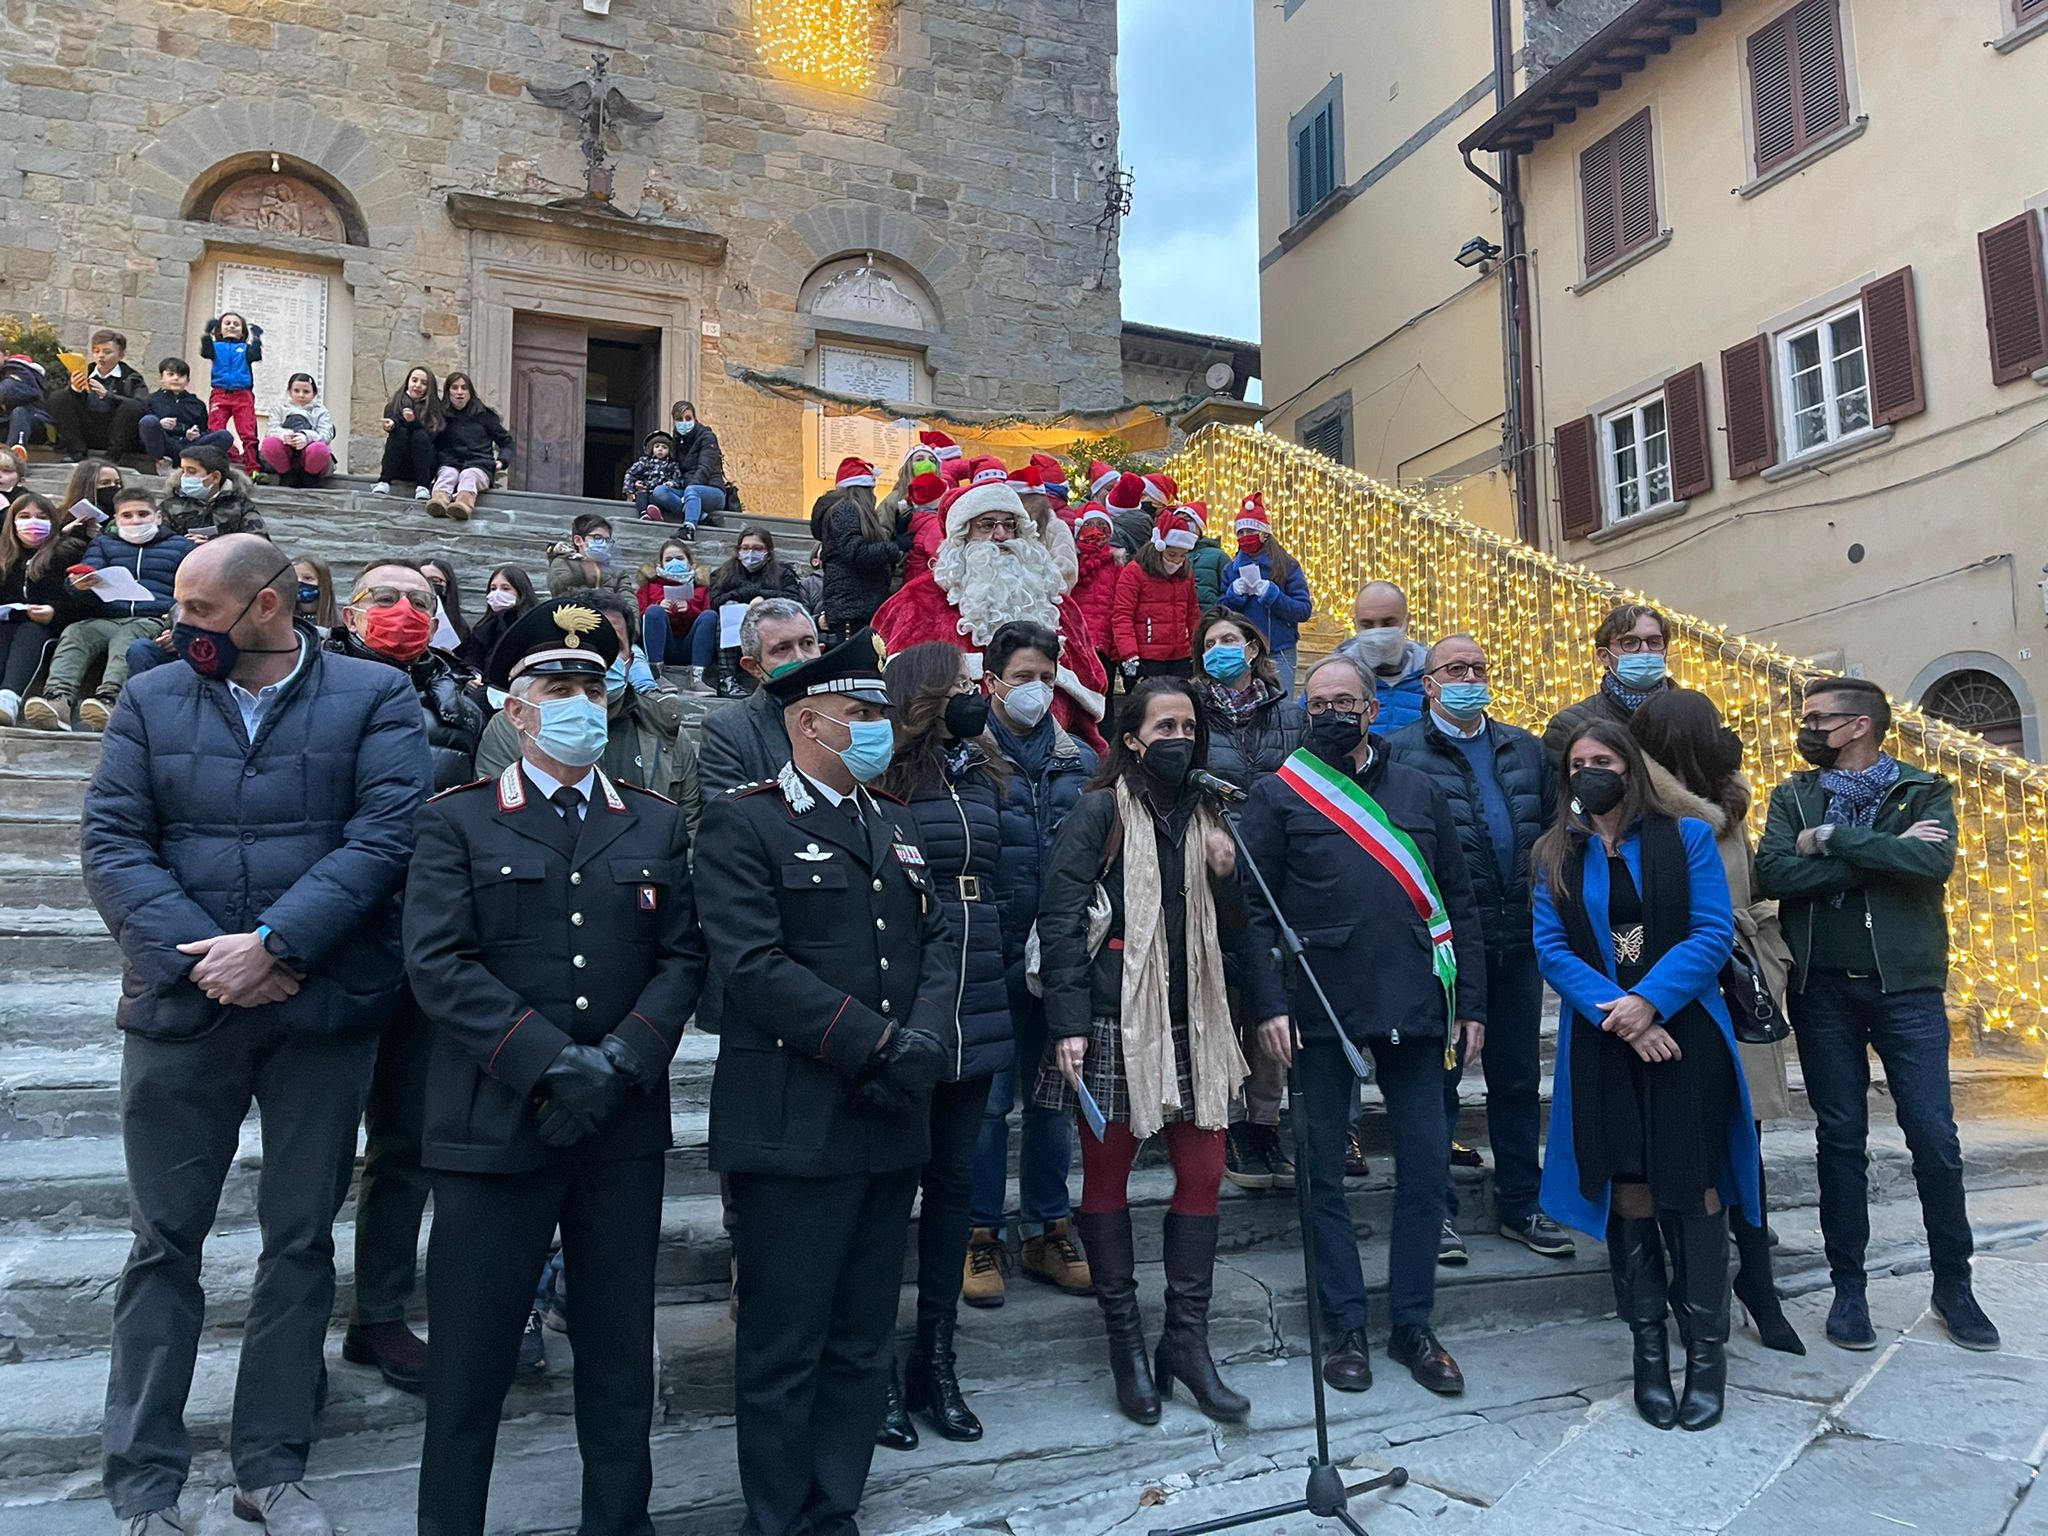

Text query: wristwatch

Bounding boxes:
[255,924,295,963]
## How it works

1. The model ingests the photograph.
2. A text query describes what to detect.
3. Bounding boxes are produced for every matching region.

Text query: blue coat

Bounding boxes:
[80,528,193,620]
[81,630,432,1041]
[987,714,1096,1035]
[1218,550,1314,654]
[892,759,1014,1084]
[200,326,262,392]
[1533,816,1761,1237]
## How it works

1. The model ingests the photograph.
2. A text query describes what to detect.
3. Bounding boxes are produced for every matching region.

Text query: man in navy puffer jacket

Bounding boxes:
[82,534,429,1536]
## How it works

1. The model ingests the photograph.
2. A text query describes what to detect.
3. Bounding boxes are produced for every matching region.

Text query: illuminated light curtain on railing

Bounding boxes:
[1167,425,2048,1052]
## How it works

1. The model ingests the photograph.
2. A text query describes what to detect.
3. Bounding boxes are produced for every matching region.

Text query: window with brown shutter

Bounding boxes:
[1861,267,1926,425]
[1556,416,1602,540]
[2018,0,2048,22]
[1663,364,1714,501]
[1980,213,2048,384]
[1580,108,1659,278]
[1747,0,1849,176]
[1721,336,1778,479]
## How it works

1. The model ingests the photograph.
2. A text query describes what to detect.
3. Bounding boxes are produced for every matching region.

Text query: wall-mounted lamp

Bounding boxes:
[1455,235,1502,269]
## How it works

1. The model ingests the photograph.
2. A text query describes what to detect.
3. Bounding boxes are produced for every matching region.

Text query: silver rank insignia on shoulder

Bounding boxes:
[795,844,833,862]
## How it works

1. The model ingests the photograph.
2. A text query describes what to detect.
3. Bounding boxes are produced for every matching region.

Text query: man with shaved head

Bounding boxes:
[82,532,431,1536]
[1332,580,1431,733]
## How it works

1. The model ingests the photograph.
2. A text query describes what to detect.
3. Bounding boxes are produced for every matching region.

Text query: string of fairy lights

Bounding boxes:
[754,0,881,90]
[1167,425,2048,1057]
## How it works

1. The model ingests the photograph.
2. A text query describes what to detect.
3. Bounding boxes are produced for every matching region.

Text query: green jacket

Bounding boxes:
[1754,762,1955,994]
[1191,537,1229,611]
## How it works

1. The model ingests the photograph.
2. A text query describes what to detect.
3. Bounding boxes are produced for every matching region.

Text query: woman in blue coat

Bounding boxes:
[1532,719,1759,1435]
[1217,495,1313,693]
[877,642,1015,1450]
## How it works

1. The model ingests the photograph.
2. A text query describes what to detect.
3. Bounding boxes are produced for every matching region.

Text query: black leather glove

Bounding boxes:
[855,1027,945,1113]
[599,1032,662,1093]
[534,1042,627,1146]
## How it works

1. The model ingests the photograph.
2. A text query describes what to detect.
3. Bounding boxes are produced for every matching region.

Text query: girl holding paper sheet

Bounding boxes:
[692,527,803,697]
[0,491,93,726]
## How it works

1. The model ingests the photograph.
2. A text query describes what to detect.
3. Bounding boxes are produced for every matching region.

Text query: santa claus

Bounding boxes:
[871,462,1109,749]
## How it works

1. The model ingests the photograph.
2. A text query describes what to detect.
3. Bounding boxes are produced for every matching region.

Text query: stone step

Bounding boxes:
[0,730,102,773]
[0,818,78,861]
[0,773,85,817]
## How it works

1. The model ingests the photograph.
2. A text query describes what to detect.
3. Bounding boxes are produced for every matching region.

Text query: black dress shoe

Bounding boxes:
[876,1359,918,1451]
[1387,1325,1464,1395]
[1321,1328,1373,1393]
[341,1320,429,1395]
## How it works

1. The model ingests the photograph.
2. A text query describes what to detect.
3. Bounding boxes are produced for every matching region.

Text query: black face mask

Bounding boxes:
[1306,711,1364,766]
[94,484,119,514]
[1796,727,1842,769]
[1139,736,1194,790]
[1570,767,1627,816]
[943,692,990,742]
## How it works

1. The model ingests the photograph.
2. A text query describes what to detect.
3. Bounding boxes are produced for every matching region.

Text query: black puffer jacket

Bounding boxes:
[671,421,723,488]
[819,499,909,632]
[986,715,1097,980]
[2,522,96,628]
[891,754,1013,1084]
[324,628,488,792]
[1384,715,1553,954]
[708,558,803,610]
[1202,683,1307,789]
[435,404,513,473]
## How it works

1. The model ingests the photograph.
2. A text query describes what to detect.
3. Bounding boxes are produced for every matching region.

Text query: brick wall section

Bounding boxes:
[0,0,1125,511]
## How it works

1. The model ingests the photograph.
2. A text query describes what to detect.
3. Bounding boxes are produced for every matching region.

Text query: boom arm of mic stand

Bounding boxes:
[1219,808,1372,1084]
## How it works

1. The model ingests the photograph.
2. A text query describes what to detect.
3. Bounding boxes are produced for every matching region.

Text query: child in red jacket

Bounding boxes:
[1069,503,1121,663]
[1111,504,1204,682]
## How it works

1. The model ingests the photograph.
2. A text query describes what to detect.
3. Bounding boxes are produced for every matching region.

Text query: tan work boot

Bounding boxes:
[1021,1217,1095,1295]
[961,1227,1007,1309]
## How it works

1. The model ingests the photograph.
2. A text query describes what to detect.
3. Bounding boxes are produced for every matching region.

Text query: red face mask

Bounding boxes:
[1238,533,1264,556]
[361,601,433,661]
[1078,525,1110,546]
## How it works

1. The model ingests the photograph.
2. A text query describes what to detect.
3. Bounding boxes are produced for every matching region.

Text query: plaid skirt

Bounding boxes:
[1034,1012,1199,1129]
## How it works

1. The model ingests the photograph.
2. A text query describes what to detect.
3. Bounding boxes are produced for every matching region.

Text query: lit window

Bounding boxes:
[1600,393,1672,523]
[1779,301,1871,454]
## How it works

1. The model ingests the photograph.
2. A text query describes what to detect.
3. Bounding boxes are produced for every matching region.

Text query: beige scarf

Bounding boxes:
[1115,779,1246,1138]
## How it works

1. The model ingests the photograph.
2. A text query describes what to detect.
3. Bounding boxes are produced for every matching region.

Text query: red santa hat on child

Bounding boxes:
[1235,492,1272,539]
[1087,459,1122,500]
[1152,502,1206,553]
[1141,473,1179,508]
[907,472,947,510]
[834,457,876,489]
[918,429,962,464]
[1106,472,1148,512]
[1007,463,1047,495]
[1075,503,1115,538]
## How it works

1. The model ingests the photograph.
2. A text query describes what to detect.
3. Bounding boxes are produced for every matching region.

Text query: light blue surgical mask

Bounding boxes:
[1204,643,1249,682]
[820,714,895,784]
[585,537,614,566]
[1437,681,1492,718]
[1614,653,1667,690]
[738,549,767,571]
[673,420,695,437]
[179,474,208,497]
[661,559,691,581]
[526,693,610,768]
[605,655,629,700]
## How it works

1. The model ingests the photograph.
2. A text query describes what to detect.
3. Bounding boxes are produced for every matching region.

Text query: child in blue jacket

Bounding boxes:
[200,312,264,472]
[1218,493,1314,694]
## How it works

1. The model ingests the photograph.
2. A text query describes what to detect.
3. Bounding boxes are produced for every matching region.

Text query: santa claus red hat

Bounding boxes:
[1152,504,1205,553]
[918,429,963,464]
[834,457,876,489]
[1075,503,1114,537]
[1030,452,1067,485]
[1106,472,1148,512]
[944,475,1028,540]
[1007,463,1045,495]
[907,472,946,509]
[964,456,1010,488]
[1140,472,1178,508]
[1087,459,1122,500]
[1235,492,1271,538]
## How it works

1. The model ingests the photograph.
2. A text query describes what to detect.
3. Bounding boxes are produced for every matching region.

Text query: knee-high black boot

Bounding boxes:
[1073,1208,1160,1424]
[1153,1212,1250,1424]
[1664,1211,1732,1432]
[904,1311,983,1441]
[1732,1159,1805,1355]
[1606,1215,1678,1429]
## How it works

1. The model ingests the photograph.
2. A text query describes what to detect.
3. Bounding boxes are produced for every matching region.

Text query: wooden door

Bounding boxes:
[633,335,665,445]
[510,313,587,495]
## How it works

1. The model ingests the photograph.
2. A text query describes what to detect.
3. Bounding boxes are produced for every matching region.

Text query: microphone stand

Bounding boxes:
[1148,788,1407,1536]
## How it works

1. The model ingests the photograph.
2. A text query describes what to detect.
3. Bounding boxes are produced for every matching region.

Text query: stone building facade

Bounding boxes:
[3,0,1126,515]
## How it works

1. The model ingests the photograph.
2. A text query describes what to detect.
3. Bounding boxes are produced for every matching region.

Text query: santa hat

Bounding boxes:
[834,457,876,489]
[907,472,946,509]
[1087,459,1122,500]
[1007,463,1045,495]
[1140,472,1178,508]
[944,476,1028,540]
[1030,452,1069,490]
[1151,504,1205,553]
[1075,503,1114,538]
[1106,472,1148,512]
[1235,492,1272,539]
[965,456,1010,488]
[918,429,963,464]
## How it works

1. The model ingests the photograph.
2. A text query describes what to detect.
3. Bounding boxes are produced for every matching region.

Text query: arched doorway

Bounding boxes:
[1921,668,2026,751]
[798,254,939,507]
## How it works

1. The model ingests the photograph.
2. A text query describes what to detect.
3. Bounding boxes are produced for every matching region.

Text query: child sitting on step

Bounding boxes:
[258,373,337,487]
[427,371,511,522]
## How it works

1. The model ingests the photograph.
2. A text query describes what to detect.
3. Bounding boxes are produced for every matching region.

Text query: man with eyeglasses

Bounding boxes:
[1756,676,1998,1355]
[322,561,488,1396]
[1541,603,1677,769]
[82,533,430,1536]
[1238,652,1485,1398]
[1388,635,1573,1268]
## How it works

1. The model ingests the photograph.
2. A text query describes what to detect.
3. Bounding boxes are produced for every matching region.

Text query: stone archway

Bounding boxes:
[745,200,969,328]
[1908,649,2040,759]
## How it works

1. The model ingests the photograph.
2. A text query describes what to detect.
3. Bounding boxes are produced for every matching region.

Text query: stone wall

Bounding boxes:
[1521,0,1645,80]
[0,0,1125,518]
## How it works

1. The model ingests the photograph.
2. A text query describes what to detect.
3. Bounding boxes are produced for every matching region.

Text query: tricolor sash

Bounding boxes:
[1275,748,1458,1032]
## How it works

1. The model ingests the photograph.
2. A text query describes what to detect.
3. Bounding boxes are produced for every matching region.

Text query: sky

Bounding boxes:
[1115,0,1260,349]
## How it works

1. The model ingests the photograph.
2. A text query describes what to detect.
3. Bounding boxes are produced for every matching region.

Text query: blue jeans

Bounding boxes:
[1444,945,1544,1226]
[125,637,175,679]
[969,988,1072,1234]
[1297,1032,1447,1334]
[635,485,686,521]
[1791,972,1974,1289]
[680,483,726,526]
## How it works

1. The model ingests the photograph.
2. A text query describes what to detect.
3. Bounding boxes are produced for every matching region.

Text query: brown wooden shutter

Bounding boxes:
[1980,214,2048,385]
[1748,0,1847,175]
[1792,0,1848,140]
[1556,415,1602,540]
[1581,109,1657,276]
[1862,266,1926,425]
[1581,134,1618,274]
[2019,0,2048,22]
[1662,364,1714,501]
[1720,336,1778,480]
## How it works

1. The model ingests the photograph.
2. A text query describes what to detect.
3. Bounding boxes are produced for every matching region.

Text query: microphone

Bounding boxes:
[1188,768,1248,804]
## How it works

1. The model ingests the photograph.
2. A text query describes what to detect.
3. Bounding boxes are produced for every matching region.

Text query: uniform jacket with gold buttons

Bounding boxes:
[696,761,959,1178]
[403,762,707,1174]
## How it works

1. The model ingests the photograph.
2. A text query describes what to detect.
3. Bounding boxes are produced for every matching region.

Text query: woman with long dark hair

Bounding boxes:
[819,475,909,647]
[417,556,471,650]
[0,491,92,725]
[691,526,804,695]
[460,564,538,673]
[375,365,443,499]
[870,642,1013,1451]
[1532,719,1760,1433]
[1034,677,1252,1426]
[427,371,511,521]
[1629,688,1802,1356]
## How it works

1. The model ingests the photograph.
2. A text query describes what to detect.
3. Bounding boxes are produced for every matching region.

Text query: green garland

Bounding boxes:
[722,360,1210,433]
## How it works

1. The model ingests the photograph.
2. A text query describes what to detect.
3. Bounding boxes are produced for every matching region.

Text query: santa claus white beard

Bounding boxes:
[934,536,1066,645]
[1037,512,1080,590]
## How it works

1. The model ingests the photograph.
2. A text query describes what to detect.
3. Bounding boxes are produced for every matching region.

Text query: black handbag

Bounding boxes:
[1719,942,1790,1045]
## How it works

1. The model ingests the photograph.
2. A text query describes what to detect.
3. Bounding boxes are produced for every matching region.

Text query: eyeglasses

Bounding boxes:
[1305,696,1366,717]
[352,586,436,613]
[1799,711,1862,731]
[1610,633,1668,654]
[1428,661,1490,681]
[968,515,1018,536]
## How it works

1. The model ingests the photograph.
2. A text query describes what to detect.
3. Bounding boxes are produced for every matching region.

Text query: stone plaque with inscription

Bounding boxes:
[816,408,915,480]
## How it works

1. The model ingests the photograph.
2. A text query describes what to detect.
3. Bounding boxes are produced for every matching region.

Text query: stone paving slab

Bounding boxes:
[1719,1435,2032,1536]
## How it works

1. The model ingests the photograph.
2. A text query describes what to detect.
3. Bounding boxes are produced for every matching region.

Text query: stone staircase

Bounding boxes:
[6,476,2048,1530]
